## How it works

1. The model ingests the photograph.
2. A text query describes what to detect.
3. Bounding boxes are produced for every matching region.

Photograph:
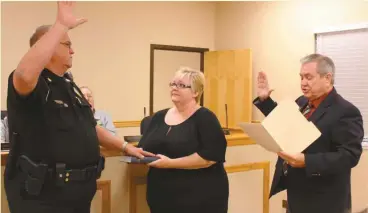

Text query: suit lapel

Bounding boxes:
[308,88,337,123]
[308,104,328,123]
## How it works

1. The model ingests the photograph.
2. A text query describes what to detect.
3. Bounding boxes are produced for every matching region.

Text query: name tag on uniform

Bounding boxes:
[54,100,68,107]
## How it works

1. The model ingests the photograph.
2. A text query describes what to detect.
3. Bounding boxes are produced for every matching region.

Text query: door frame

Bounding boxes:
[149,44,209,115]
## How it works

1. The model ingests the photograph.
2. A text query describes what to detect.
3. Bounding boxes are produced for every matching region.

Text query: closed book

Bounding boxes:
[120,156,160,164]
[124,135,142,143]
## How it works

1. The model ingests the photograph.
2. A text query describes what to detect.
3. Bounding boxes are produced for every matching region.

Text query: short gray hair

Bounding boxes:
[29,25,52,47]
[300,53,335,85]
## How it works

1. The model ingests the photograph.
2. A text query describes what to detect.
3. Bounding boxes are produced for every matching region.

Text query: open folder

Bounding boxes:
[239,99,321,153]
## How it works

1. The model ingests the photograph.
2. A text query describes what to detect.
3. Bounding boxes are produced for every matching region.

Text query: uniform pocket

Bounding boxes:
[45,101,75,131]
[75,97,95,126]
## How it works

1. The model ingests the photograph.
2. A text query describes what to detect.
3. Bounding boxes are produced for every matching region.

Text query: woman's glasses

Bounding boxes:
[169,82,191,89]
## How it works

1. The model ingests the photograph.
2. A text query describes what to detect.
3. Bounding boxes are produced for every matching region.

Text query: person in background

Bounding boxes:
[80,86,116,135]
[1,116,9,143]
[138,67,229,213]
[254,53,364,213]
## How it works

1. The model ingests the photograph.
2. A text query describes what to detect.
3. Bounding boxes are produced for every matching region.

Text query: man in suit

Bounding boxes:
[253,53,364,213]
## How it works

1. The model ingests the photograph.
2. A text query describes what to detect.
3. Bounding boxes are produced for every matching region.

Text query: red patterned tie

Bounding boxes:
[303,104,314,119]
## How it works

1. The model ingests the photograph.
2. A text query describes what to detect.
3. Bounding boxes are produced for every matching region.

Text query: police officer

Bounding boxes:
[4,2,154,213]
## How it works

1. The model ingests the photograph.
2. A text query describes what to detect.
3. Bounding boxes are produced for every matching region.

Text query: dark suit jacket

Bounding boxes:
[253,88,364,213]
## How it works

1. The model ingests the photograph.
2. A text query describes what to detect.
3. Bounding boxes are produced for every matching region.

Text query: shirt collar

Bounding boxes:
[309,87,333,108]
[41,68,67,84]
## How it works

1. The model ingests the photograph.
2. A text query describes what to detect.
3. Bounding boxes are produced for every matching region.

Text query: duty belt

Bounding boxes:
[17,155,105,195]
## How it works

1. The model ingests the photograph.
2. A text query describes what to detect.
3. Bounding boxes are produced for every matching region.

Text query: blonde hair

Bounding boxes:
[174,67,205,103]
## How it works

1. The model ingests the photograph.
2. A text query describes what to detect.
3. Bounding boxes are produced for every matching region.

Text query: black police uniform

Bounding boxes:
[4,69,104,213]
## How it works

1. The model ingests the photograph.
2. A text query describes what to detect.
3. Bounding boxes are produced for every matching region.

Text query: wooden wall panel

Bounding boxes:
[204,49,252,129]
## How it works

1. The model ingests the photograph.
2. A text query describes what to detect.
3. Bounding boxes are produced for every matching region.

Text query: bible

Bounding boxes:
[120,156,160,164]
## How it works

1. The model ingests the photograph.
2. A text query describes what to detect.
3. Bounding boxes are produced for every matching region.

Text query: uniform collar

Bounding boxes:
[41,68,66,84]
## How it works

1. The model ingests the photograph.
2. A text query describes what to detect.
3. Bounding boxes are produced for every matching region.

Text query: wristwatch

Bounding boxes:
[122,142,128,153]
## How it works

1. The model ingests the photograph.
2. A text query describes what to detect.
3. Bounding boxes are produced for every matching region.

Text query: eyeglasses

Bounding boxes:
[60,42,72,49]
[169,82,191,89]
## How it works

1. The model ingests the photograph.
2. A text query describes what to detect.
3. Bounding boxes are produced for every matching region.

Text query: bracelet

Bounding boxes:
[122,142,128,153]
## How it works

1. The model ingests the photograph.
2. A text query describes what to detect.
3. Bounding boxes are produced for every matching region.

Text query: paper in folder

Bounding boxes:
[120,156,160,164]
[239,99,321,153]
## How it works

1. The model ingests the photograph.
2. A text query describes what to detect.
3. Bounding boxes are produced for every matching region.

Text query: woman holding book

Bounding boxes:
[138,67,229,213]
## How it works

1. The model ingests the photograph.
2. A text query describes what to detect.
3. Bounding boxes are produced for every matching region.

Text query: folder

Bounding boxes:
[239,99,321,153]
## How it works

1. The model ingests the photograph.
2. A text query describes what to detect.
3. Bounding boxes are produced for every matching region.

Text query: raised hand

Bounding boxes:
[257,71,274,101]
[56,1,87,30]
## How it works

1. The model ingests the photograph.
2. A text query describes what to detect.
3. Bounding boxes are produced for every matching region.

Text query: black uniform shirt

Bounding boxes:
[7,69,100,168]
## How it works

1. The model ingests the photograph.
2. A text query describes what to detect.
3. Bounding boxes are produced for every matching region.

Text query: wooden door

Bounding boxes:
[204,49,252,129]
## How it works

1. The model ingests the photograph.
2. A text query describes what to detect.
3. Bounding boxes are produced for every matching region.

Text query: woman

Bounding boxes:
[138,67,229,213]
[80,86,117,135]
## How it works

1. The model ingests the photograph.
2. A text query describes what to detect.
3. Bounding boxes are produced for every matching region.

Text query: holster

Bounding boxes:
[4,132,20,180]
[96,156,105,179]
[17,155,48,196]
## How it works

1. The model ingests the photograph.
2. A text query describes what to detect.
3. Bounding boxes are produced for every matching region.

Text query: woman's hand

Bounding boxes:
[148,154,173,169]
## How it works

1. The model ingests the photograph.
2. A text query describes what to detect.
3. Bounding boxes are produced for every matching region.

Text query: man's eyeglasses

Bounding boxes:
[169,82,191,89]
[60,42,72,49]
